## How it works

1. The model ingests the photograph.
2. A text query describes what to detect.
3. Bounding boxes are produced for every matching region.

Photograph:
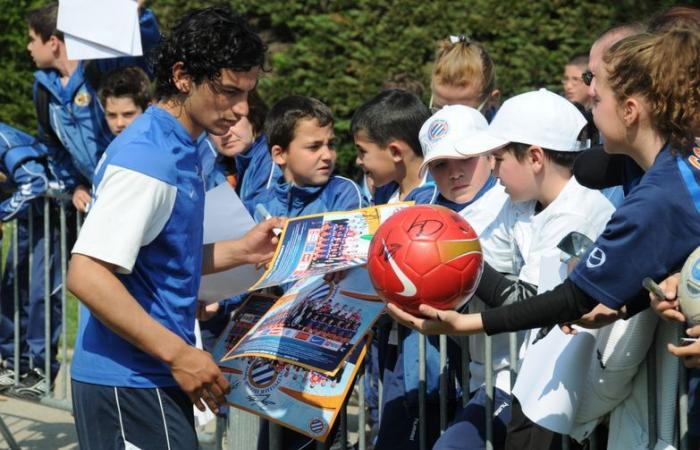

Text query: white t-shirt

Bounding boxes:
[518,177,615,286]
[72,165,177,274]
[466,177,615,393]
[463,183,535,393]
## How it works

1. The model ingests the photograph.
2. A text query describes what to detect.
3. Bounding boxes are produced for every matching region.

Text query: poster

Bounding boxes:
[222,268,384,375]
[249,203,411,290]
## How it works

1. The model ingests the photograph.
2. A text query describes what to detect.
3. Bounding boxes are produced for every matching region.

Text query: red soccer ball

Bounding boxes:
[367,205,483,316]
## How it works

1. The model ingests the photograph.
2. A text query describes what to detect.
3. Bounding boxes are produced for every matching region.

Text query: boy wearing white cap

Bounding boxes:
[392,89,617,449]
[375,104,531,450]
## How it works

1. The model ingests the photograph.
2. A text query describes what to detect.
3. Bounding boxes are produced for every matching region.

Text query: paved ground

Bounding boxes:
[0,364,219,450]
[0,395,78,450]
[0,364,368,450]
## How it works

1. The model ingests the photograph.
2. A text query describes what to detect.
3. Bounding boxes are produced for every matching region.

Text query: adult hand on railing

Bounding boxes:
[168,344,230,413]
[385,302,482,336]
[72,185,92,212]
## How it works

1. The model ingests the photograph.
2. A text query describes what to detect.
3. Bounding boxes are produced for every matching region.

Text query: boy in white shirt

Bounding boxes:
[408,105,531,450]
[392,89,616,449]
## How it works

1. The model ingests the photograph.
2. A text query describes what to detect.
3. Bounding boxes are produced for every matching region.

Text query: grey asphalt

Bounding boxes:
[0,364,219,450]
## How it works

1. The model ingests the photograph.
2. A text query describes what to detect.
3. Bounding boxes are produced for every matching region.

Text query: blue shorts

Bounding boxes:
[72,379,197,450]
[433,386,511,450]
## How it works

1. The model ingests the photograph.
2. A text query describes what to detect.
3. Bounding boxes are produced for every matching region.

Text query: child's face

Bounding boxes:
[429,157,492,204]
[591,66,628,154]
[492,147,536,202]
[26,28,55,69]
[562,65,590,106]
[210,116,255,157]
[105,96,144,135]
[276,118,336,186]
[354,132,396,188]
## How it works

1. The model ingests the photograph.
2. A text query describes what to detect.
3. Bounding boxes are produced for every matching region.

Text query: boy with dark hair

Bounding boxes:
[71,66,152,213]
[352,89,432,204]
[66,7,282,448]
[251,95,365,221]
[99,66,152,136]
[350,89,433,445]
[252,95,365,450]
[25,1,159,212]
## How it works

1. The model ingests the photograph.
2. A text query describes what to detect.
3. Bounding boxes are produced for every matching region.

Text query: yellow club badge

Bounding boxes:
[74,91,91,107]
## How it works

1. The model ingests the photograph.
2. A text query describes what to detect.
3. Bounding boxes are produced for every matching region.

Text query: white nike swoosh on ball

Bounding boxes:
[383,240,417,297]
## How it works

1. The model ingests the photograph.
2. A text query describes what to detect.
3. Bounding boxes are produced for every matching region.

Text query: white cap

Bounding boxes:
[455,88,589,157]
[418,105,489,177]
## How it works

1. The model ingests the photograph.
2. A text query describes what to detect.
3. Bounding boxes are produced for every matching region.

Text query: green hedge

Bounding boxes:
[0,0,682,178]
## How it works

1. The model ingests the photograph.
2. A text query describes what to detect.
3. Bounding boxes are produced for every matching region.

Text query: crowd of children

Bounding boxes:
[0,2,698,450]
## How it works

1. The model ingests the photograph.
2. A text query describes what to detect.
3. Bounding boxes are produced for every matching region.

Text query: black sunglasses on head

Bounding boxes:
[582,70,594,86]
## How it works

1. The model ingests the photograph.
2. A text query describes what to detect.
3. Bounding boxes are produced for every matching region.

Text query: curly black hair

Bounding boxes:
[152,6,266,101]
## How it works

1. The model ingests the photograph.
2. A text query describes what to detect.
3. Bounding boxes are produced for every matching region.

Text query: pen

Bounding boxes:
[255,204,282,236]
[531,325,552,345]
[642,277,668,300]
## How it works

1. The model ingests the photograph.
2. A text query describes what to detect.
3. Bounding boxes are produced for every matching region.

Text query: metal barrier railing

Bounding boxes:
[0,193,222,446]
[0,193,692,450]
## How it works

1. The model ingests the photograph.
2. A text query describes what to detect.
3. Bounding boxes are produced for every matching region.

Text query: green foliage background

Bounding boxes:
[0,0,691,178]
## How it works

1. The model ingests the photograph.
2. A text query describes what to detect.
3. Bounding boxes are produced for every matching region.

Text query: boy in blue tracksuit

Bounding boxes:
[0,123,64,398]
[352,89,434,206]
[251,95,365,221]
[350,89,433,439]
[253,95,365,450]
[26,2,160,194]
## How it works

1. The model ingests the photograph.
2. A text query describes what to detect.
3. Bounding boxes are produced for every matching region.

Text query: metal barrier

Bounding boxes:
[0,193,222,447]
[0,194,692,450]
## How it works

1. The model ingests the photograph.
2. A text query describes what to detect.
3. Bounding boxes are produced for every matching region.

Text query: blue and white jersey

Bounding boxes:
[71,106,204,388]
[0,123,51,221]
[570,145,700,310]
[251,174,367,222]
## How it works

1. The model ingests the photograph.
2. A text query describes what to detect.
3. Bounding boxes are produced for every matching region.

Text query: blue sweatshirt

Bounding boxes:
[251,174,367,222]
[0,123,55,221]
[33,9,160,186]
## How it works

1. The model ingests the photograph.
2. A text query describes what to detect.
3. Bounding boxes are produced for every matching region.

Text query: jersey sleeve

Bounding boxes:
[569,182,699,310]
[0,160,49,221]
[72,165,177,274]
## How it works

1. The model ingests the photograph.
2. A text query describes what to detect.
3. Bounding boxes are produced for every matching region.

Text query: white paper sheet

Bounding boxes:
[198,183,263,304]
[58,0,142,60]
[511,254,600,434]
[193,320,215,427]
